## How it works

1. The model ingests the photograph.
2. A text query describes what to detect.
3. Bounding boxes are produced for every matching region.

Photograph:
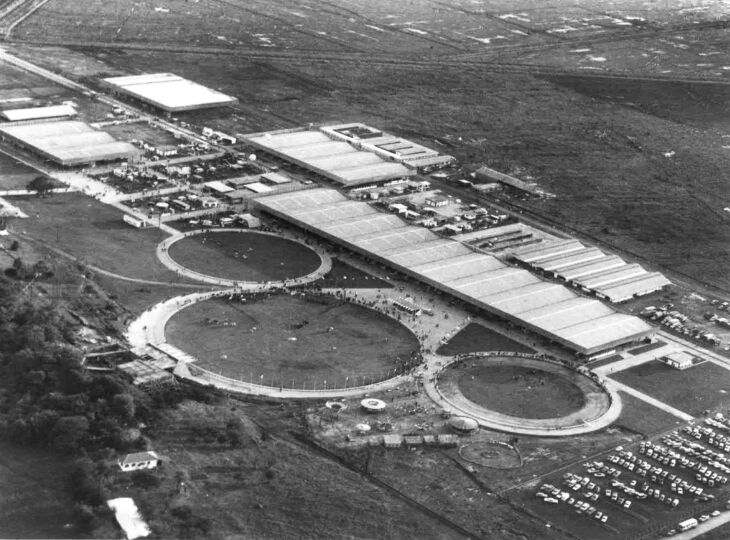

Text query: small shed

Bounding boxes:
[383,434,403,448]
[118,451,160,472]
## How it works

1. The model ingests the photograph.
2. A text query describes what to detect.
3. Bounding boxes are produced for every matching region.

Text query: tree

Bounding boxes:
[52,415,90,452]
[27,176,55,197]
[112,393,135,422]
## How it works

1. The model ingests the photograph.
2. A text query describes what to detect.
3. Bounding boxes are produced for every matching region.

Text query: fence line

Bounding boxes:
[187,358,419,393]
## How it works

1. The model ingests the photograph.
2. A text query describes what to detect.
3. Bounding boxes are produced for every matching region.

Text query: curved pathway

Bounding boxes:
[157,228,332,288]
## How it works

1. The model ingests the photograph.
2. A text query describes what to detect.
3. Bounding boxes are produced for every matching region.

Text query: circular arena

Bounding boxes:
[434,354,620,436]
[163,229,325,284]
[165,291,420,389]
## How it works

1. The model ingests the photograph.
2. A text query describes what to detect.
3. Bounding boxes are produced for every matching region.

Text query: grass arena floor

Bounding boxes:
[441,358,588,420]
[167,231,322,282]
[166,293,420,386]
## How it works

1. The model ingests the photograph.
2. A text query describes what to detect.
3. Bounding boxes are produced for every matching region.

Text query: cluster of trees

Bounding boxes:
[5,257,54,280]
[0,274,148,453]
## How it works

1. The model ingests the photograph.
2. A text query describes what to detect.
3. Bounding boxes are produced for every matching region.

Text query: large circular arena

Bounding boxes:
[435,355,616,433]
[451,361,586,419]
[166,230,322,282]
[165,292,420,387]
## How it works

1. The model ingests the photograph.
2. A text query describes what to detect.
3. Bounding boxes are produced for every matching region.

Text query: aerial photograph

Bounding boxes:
[0,1,728,539]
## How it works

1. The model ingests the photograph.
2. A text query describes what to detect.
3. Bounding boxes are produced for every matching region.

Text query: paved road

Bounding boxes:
[666,512,730,539]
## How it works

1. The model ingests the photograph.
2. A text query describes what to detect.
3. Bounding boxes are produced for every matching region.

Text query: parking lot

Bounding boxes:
[525,412,730,538]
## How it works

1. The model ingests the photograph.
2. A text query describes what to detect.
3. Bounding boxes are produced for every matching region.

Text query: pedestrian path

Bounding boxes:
[604,378,694,422]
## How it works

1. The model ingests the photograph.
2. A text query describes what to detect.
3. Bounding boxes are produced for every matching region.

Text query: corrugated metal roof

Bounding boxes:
[256,188,654,354]
[0,120,137,165]
[1,104,76,122]
[104,73,236,111]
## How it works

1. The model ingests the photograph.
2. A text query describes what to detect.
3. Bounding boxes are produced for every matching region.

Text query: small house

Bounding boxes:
[118,451,160,472]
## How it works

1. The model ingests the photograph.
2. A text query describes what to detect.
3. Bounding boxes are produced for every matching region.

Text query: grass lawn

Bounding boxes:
[166,294,419,386]
[437,322,535,355]
[612,360,730,416]
[0,151,60,191]
[12,193,184,282]
[168,231,321,282]
[627,340,666,356]
[613,391,683,437]
[442,361,585,419]
[315,258,392,289]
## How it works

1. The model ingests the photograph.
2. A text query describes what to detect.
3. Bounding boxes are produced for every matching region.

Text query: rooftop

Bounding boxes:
[257,188,654,355]
[102,73,237,112]
[0,120,137,166]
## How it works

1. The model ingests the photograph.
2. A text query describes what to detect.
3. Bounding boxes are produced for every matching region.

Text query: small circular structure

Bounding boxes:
[459,441,522,469]
[361,398,387,413]
[449,416,479,433]
[326,400,348,412]
[355,423,371,434]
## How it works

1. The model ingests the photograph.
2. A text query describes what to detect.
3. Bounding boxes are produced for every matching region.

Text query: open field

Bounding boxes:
[612,391,683,437]
[0,151,57,191]
[439,357,587,419]
[612,360,730,416]
[168,231,322,282]
[315,257,392,289]
[166,294,419,385]
[104,120,181,146]
[11,193,185,282]
[437,322,535,355]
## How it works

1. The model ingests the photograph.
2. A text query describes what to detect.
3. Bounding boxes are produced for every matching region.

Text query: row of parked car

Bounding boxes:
[537,482,609,523]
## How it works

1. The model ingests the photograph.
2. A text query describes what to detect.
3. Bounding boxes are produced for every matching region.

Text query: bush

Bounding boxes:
[9,240,19,251]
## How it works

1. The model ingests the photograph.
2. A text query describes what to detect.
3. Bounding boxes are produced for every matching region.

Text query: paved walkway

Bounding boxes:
[604,378,694,422]
[156,228,332,287]
[593,343,678,376]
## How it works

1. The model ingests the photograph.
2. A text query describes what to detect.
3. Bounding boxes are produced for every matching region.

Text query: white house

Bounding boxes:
[118,451,160,472]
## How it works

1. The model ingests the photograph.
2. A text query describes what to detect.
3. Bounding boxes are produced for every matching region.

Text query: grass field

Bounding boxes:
[168,231,322,282]
[315,258,391,289]
[104,121,180,145]
[613,391,683,437]
[613,360,730,416]
[166,294,419,386]
[437,322,535,355]
[0,151,59,191]
[440,358,586,419]
[12,193,185,282]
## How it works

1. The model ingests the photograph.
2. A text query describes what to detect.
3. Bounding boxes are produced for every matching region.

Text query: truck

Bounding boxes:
[678,518,698,532]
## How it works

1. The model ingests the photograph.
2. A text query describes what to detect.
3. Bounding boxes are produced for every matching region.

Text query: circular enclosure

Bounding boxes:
[165,292,420,388]
[435,355,614,434]
[459,441,522,469]
[166,230,322,282]
[449,362,586,419]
